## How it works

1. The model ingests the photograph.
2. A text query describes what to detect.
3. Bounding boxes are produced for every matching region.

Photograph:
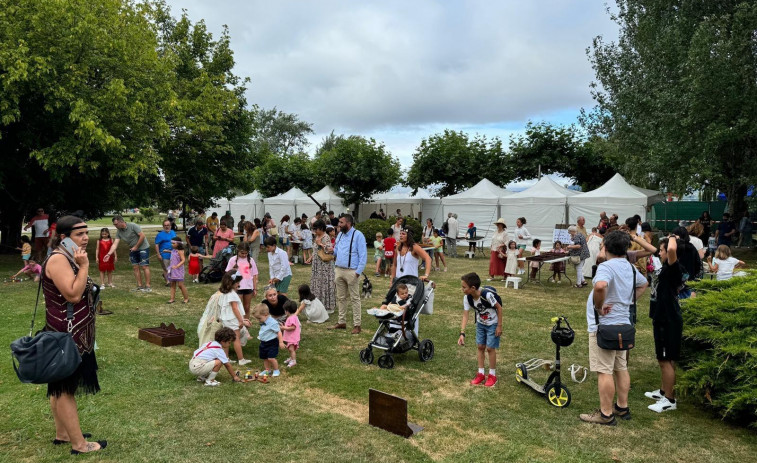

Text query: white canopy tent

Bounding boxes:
[441,179,511,245]
[263,187,310,222]
[208,191,264,223]
[358,188,443,225]
[299,185,346,216]
[567,173,665,224]
[502,177,581,245]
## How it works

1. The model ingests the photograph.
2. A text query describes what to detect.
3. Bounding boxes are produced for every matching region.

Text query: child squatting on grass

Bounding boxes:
[189,327,243,386]
[458,272,503,387]
[253,303,285,377]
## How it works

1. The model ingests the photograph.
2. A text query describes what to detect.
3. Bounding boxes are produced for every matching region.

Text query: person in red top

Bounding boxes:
[24,207,50,261]
[382,227,397,277]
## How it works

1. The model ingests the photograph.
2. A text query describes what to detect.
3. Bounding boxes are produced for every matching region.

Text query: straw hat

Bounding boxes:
[493,218,507,227]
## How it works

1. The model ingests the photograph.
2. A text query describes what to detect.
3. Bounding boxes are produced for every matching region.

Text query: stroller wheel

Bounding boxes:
[377,354,394,369]
[418,339,434,362]
[546,383,571,408]
[359,348,374,365]
[515,363,528,383]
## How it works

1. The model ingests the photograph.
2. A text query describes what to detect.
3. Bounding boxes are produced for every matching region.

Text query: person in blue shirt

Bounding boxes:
[154,219,177,284]
[328,214,367,334]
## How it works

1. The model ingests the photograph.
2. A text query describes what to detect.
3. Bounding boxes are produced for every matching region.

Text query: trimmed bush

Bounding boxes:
[681,272,757,428]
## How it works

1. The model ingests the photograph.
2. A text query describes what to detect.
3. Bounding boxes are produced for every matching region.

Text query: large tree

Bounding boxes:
[507,121,618,190]
[0,0,173,246]
[313,135,401,218]
[146,5,257,223]
[406,130,511,196]
[252,152,317,197]
[583,1,757,211]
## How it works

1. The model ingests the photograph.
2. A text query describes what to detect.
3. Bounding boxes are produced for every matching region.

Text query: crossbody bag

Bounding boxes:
[594,265,637,350]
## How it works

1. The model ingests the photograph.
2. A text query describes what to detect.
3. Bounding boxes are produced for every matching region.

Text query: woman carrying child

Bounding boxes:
[225,242,259,317]
[296,284,329,323]
[167,238,189,304]
[95,228,116,288]
[309,220,335,312]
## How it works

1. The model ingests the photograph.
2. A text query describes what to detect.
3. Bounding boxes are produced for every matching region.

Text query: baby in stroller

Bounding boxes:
[361,275,434,369]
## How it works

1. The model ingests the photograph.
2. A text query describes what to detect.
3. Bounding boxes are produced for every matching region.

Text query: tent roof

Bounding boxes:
[443,178,510,201]
[369,187,438,202]
[233,190,263,201]
[264,187,309,202]
[507,177,581,199]
[570,174,663,205]
[311,185,343,202]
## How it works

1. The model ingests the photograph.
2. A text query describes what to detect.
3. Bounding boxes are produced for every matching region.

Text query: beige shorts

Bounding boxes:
[588,332,627,374]
[189,358,217,376]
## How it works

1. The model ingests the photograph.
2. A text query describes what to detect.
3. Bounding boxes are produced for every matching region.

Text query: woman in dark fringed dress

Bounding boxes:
[309,219,335,313]
[43,216,106,454]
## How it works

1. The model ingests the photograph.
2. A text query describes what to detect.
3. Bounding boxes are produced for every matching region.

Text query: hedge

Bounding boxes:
[354,216,423,248]
[680,271,757,428]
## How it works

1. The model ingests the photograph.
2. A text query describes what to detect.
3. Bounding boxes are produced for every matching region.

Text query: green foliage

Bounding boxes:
[0,0,174,243]
[680,272,757,428]
[250,106,314,157]
[147,4,257,213]
[354,219,391,248]
[252,152,317,197]
[406,130,511,196]
[507,122,618,191]
[583,1,757,207]
[313,135,401,219]
[140,207,156,222]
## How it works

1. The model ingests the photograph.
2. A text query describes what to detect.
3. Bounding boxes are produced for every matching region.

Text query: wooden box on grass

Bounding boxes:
[138,323,185,347]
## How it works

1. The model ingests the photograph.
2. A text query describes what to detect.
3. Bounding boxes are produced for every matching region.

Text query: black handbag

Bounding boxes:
[10,280,82,384]
[594,266,637,351]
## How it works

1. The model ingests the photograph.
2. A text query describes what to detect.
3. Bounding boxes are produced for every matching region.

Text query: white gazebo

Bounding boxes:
[263,187,310,222]
[358,187,442,225]
[297,186,346,216]
[208,191,264,222]
[502,177,581,245]
[567,173,664,224]
[441,179,511,245]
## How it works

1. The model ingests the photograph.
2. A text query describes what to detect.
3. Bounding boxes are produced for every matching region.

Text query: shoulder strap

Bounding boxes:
[348,229,356,268]
[28,278,43,337]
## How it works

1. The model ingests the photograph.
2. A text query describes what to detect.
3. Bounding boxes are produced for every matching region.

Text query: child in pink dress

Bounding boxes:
[281,300,301,368]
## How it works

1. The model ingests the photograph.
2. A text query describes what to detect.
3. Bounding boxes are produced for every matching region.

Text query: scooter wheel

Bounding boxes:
[515,363,528,383]
[377,354,394,369]
[546,383,571,408]
[359,348,374,365]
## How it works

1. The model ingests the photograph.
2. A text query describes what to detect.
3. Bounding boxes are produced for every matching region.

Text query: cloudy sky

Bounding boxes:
[165,1,619,179]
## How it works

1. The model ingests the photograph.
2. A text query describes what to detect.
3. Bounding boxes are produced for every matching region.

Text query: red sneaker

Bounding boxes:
[470,373,486,385]
[484,374,498,387]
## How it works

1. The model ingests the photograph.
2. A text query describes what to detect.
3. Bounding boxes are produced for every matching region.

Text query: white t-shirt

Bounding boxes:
[219,291,242,325]
[515,226,531,246]
[192,341,230,364]
[586,258,647,332]
[463,290,499,326]
[689,236,704,252]
[713,257,740,280]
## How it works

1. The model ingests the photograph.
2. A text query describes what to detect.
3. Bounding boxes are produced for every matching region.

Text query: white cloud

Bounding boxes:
[166,0,618,168]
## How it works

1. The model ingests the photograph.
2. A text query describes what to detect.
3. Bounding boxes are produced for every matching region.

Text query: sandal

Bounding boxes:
[167,300,176,304]
[53,433,91,445]
[70,440,107,455]
[183,299,190,304]
[573,284,583,288]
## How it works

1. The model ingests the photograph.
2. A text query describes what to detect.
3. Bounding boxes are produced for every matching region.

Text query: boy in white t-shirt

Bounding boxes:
[189,327,243,386]
[458,272,503,388]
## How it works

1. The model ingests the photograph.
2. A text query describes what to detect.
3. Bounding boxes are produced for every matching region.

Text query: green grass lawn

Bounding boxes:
[1,230,756,462]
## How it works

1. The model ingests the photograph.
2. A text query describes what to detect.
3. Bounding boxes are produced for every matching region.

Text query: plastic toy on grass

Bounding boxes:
[515,316,575,408]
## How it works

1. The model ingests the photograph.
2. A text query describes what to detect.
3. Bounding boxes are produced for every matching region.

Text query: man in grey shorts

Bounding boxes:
[106,215,152,292]
[580,231,648,425]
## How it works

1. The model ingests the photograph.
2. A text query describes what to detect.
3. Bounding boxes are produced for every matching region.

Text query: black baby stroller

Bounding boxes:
[359,275,434,369]
[198,244,236,283]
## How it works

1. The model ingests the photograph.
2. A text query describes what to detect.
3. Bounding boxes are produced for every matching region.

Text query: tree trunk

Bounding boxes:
[726,183,748,216]
[0,206,24,254]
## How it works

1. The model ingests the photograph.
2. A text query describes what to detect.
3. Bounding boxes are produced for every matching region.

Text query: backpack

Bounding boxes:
[466,286,502,312]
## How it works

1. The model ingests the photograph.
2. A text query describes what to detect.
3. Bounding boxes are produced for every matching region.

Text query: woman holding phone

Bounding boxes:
[43,215,106,454]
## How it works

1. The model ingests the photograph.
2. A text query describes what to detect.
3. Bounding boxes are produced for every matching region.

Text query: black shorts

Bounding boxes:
[653,318,683,361]
[237,289,253,295]
[258,338,279,360]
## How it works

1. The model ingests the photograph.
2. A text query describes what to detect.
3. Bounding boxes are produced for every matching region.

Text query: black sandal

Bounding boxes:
[70,440,107,455]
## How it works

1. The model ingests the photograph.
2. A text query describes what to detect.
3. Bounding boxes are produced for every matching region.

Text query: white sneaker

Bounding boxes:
[644,389,663,400]
[287,360,297,368]
[283,357,291,364]
[204,379,221,387]
[648,397,677,413]
[487,278,494,282]
[272,370,281,377]
[238,359,252,366]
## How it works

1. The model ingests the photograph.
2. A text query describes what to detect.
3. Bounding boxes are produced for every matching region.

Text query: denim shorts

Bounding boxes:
[129,249,150,266]
[476,322,500,349]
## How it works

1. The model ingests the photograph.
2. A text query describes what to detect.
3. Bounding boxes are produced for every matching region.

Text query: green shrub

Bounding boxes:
[140,207,156,222]
[680,272,757,428]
